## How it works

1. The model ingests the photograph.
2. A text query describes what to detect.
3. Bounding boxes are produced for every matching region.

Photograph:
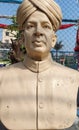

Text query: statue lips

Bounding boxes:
[32,40,45,47]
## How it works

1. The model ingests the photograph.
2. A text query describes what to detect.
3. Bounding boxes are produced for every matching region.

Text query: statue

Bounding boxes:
[0,0,79,129]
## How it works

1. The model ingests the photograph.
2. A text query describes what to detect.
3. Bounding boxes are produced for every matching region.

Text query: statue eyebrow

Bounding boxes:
[41,21,51,25]
[27,21,35,24]
[26,21,51,25]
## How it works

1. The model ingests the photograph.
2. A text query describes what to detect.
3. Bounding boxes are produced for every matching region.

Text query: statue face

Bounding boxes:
[23,10,55,60]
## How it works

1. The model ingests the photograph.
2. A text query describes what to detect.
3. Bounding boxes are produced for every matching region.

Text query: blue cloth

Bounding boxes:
[0,0,22,4]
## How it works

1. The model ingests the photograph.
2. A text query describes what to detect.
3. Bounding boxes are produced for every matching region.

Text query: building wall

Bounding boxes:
[2,29,17,44]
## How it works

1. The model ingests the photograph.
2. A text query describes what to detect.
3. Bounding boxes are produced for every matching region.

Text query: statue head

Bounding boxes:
[16,0,62,60]
[17,0,62,32]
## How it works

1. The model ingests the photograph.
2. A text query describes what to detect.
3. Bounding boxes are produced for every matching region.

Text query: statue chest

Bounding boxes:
[0,70,78,130]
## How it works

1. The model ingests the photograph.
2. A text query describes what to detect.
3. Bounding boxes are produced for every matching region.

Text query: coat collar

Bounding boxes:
[23,54,53,73]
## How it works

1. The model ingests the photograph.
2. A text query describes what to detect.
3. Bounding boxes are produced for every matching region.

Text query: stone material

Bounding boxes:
[0,56,79,130]
[0,0,79,130]
[65,116,79,130]
[17,0,62,31]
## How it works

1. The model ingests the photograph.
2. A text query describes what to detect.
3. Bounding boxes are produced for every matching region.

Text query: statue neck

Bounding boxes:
[23,54,53,73]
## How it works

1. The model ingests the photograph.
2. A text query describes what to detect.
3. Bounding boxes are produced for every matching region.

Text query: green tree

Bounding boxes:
[7,16,26,63]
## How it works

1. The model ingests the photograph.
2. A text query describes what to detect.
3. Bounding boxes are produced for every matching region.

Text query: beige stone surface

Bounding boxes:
[0,0,79,130]
[65,116,79,130]
[0,56,79,130]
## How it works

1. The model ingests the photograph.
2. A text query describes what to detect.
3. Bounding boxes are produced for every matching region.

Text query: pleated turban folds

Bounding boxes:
[16,0,62,32]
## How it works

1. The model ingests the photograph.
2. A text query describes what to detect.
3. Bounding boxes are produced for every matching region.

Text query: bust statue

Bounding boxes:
[0,0,79,130]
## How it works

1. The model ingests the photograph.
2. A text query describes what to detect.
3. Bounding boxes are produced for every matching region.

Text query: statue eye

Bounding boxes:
[26,24,34,29]
[43,24,51,29]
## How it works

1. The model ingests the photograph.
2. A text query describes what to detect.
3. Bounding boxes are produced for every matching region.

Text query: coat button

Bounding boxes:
[39,102,43,109]
[38,78,42,82]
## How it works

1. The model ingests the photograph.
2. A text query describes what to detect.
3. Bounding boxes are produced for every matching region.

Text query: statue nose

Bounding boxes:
[34,32,43,37]
[34,25,43,36]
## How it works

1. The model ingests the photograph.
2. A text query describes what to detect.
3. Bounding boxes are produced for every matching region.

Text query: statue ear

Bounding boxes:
[52,34,57,48]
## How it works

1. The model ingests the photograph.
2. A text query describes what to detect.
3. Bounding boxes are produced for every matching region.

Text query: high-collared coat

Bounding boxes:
[0,55,79,130]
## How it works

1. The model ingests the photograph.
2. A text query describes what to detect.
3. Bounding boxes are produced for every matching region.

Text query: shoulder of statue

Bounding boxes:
[53,61,78,74]
[53,62,79,83]
[0,62,23,80]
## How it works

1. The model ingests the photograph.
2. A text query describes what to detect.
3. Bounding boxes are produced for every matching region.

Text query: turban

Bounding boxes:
[16,0,62,32]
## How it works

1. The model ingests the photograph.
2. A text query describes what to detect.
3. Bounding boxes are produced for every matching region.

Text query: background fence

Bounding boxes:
[0,0,79,69]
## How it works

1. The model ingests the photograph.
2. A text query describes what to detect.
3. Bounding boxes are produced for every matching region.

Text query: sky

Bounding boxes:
[0,0,79,52]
